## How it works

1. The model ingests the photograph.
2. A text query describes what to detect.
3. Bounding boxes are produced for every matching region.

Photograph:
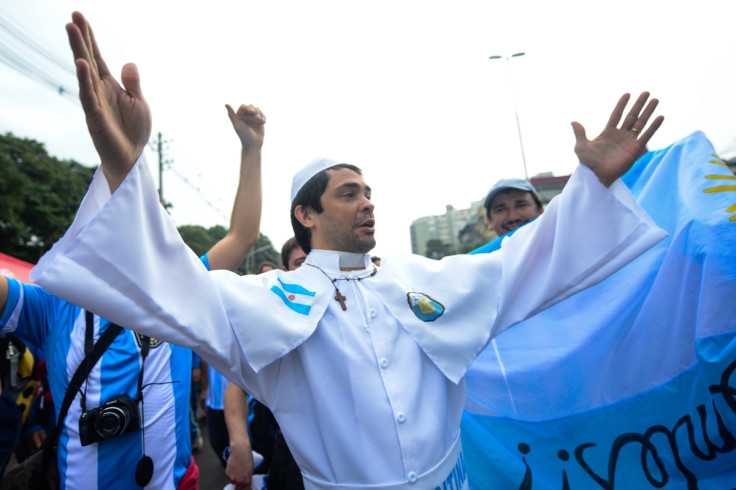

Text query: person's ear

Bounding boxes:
[294,204,316,230]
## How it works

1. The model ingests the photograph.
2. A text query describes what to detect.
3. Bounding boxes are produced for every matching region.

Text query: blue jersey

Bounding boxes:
[205,365,229,411]
[1,278,192,489]
[201,251,229,412]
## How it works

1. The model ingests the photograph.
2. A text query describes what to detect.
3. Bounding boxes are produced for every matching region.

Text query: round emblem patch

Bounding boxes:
[407,292,445,322]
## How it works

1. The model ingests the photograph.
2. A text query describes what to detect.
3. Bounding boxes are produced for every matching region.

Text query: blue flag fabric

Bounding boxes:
[463,131,736,489]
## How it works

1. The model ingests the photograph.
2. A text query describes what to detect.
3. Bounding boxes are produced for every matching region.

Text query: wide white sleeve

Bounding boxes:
[491,164,668,337]
[31,155,252,386]
[383,164,666,383]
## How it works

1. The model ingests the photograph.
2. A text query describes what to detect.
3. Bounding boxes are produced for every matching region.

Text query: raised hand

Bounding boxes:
[66,12,152,192]
[205,103,265,271]
[226,104,266,150]
[571,92,664,187]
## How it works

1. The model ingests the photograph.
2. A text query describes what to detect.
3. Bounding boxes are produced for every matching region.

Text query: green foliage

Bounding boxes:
[208,225,227,242]
[0,131,281,271]
[244,234,281,275]
[457,221,486,252]
[177,225,215,257]
[425,238,453,260]
[0,132,96,263]
[176,226,280,276]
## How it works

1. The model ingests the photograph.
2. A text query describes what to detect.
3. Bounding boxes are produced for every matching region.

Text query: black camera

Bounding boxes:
[79,394,141,446]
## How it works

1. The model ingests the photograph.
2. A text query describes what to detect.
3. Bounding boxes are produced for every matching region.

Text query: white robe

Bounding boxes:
[32,155,666,489]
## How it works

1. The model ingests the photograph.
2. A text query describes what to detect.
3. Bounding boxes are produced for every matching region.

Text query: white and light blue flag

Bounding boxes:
[464,131,736,489]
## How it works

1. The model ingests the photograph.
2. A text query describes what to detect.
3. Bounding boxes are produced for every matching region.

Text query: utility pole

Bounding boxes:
[489,52,529,180]
[149,132,172,206]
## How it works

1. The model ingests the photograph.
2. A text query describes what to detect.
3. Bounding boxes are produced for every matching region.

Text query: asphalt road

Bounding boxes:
[1,418,229,488]
[194,419,231,490]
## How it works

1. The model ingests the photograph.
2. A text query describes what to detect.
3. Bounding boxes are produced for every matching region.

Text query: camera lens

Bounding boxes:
[95,406,130,439]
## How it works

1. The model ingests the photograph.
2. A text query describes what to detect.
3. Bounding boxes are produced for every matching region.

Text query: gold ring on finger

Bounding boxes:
[630,127,640,133]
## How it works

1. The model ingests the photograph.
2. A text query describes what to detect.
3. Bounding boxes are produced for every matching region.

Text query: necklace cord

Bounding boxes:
[305,264,377,310]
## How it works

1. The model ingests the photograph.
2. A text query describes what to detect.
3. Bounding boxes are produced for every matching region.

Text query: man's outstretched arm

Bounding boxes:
[483,93,666,342]
[207,105,266,272]
[572,92,664,187]
[66,11,151,192]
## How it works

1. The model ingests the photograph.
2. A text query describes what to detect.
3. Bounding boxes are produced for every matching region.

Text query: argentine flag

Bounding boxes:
[271,278,317,316]
[463,132,736,489]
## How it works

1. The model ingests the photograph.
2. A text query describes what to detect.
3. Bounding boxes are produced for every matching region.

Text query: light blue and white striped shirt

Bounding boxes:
[1,278,192,489]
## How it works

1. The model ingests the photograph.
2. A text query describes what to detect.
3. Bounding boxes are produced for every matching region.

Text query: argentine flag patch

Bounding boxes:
[271,278,317,315]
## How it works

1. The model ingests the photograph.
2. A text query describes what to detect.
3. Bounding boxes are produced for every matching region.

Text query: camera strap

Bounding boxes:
[136,335,151,402]
[135,335,153,486]
[38,311,123,465]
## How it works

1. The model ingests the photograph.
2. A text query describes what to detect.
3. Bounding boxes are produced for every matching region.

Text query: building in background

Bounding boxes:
[410,202,484,258]
[410,172,570,258]
[529,172,570,206]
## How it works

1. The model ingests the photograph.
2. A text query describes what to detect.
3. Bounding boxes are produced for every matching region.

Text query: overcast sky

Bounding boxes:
[1,0,734,257]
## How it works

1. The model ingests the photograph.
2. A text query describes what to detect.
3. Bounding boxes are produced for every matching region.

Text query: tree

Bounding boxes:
[176,225,280,275]
[425,238,453,260]
[0,132,95,263]
[457,222,486,253]
[244,233,281,275]
[177,225,216,257]
[0,131,281,270]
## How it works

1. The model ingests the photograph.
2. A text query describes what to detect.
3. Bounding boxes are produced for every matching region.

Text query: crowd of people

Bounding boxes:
[2,8,731,490]
[0,142,559,488]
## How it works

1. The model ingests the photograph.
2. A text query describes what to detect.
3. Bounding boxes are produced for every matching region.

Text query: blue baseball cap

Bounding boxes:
[484,178,540,211]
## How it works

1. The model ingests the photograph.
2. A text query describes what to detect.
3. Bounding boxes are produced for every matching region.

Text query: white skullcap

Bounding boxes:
[290,157,342,202]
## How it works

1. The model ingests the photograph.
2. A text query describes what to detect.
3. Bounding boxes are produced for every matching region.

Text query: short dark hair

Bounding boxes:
[257,261,277,274]
[290,164,362,253]
[280,236,300,268]
[485,188,543,220]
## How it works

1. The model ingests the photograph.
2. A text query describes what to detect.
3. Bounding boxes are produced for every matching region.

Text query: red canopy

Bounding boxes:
[0,252,35,284]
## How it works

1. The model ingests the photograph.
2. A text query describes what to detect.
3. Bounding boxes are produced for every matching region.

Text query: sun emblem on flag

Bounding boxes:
[703,155,736,222]
[407,292,445,322]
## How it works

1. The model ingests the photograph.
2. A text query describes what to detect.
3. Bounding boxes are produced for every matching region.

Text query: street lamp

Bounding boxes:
[489,52,528,180]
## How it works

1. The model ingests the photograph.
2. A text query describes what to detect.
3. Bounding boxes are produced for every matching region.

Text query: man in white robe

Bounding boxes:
[32,12,667,490]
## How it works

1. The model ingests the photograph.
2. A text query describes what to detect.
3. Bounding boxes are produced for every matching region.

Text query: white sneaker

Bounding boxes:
[191,434,204,452]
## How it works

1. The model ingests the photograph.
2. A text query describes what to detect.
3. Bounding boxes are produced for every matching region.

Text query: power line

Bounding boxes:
[0,12,79,104]
[166,164,229,222]
[166,138,231,221]
[148,135,229,222]
[0,44,78,104]
[0,11,231,224]
[0,14,76,76]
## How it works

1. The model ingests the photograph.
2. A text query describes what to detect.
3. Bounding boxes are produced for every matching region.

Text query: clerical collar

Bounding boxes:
[309,250,370,270]
[305,251,377,311]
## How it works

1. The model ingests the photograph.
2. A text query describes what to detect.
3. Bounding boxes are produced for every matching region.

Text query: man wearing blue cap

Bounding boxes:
[484,178,544,238]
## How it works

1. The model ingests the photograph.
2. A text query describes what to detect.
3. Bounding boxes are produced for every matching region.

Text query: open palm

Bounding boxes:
[67,12,152,191]
[572,92,664,187]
